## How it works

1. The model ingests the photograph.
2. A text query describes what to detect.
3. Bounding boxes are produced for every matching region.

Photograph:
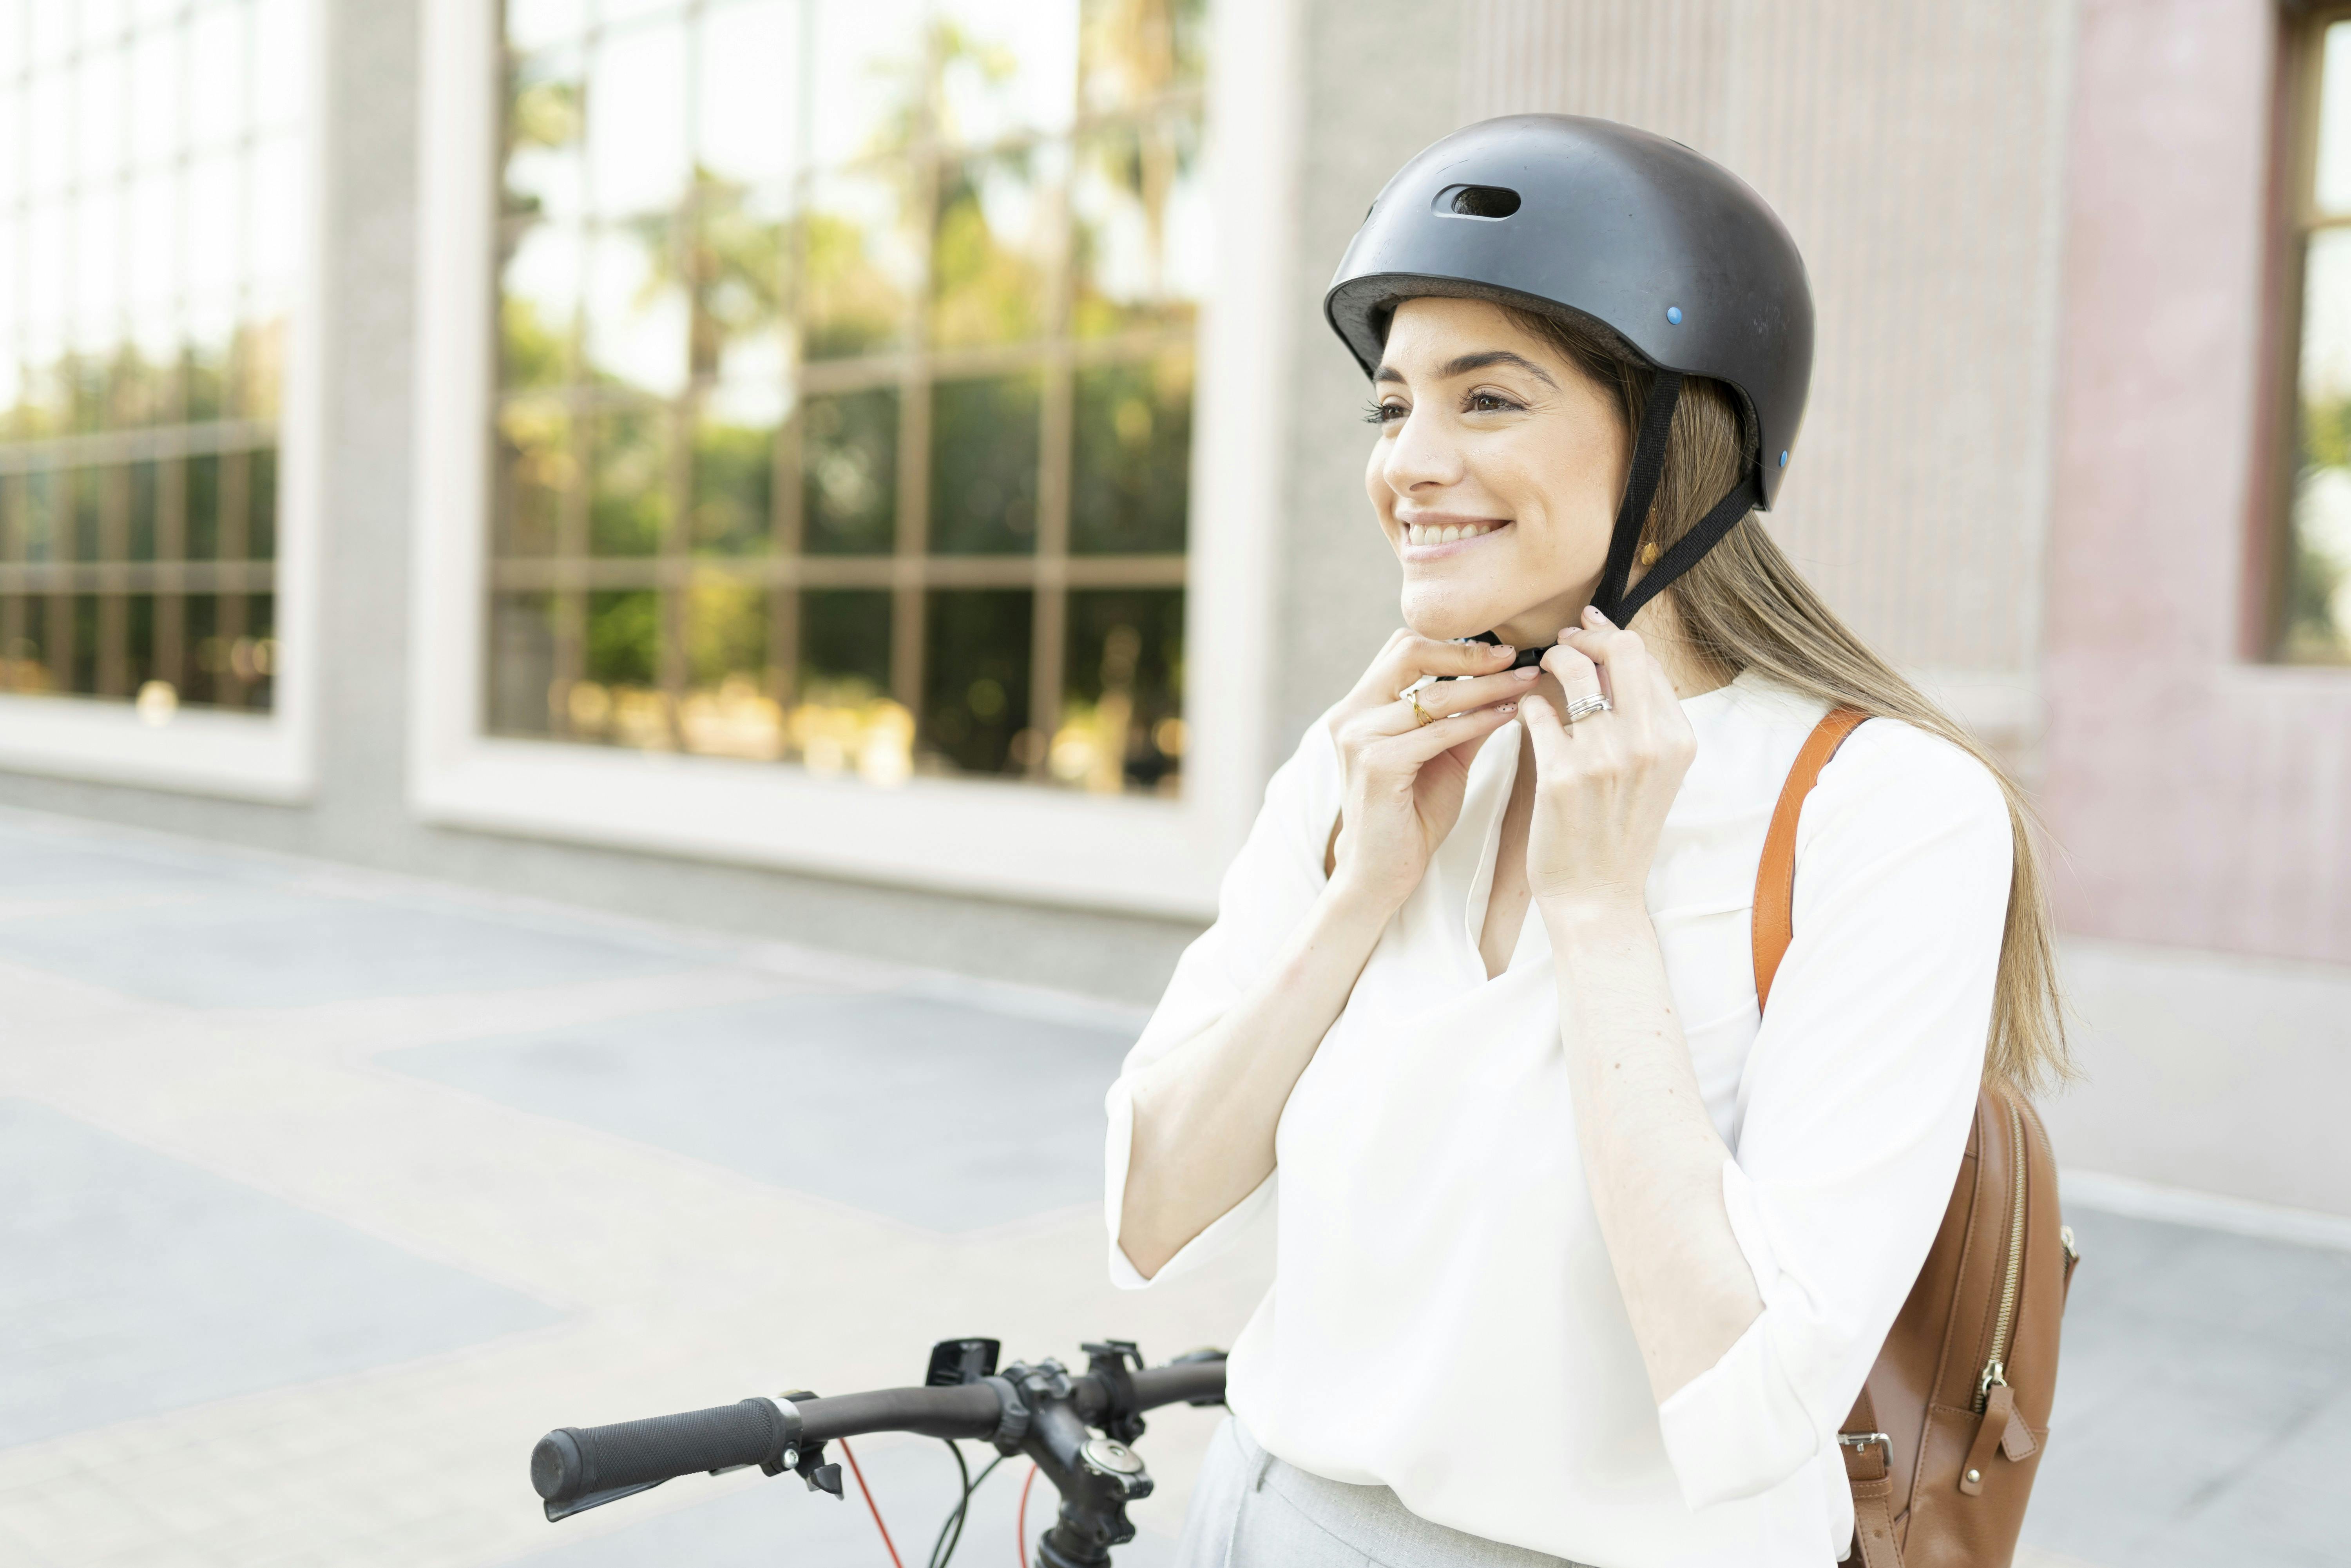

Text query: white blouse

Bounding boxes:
[1103,672,2013,1567]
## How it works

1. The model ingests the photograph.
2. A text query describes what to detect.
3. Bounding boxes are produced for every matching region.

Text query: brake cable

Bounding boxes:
[837,1437,905,1568]
[1016,1463,1040,1567]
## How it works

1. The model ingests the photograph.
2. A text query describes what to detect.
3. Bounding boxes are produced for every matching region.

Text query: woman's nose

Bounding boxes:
[1380,410,1465,494]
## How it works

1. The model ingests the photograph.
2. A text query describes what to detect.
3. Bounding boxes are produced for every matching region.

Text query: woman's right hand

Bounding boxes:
[1324,632,1535,912]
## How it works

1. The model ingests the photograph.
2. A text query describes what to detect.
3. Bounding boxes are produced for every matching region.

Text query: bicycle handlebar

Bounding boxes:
[531,1356,1226,1518]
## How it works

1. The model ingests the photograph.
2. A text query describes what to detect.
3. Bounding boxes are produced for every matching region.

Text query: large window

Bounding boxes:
[2282,9,2351,662]
[0,1,303,716]
[487,0,1204,793]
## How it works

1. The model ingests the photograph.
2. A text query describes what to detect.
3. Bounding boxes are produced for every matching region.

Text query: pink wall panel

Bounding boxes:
[2047,0,2351,961]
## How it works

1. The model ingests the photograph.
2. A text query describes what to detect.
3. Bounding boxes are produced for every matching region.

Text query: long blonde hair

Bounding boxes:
[1515,307,2072,1092]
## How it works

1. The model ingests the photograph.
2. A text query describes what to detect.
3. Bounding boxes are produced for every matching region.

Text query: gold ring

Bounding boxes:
[1402,687,1436,727]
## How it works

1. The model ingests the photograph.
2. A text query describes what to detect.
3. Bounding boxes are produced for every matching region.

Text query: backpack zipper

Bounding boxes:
[1976,1098,2029,1410]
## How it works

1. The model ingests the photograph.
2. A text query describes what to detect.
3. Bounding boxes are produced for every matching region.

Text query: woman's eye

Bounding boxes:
[1466,391,1521,413]
[1363,400,1408,425]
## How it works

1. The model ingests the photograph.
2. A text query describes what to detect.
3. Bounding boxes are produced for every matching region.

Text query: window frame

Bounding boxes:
[0,0,325,803]
[411,0,1293,918]
[2260,0,2351,664]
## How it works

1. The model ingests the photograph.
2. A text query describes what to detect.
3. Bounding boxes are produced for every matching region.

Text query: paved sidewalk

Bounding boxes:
[0,808,2344,1566]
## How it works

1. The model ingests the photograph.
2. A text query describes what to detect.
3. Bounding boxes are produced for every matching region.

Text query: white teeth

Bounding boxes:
[1441,526,1460,543]
[1407,525,1425,545]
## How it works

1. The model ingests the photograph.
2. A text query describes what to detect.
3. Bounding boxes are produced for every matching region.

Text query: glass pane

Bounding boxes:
[22,471,60,561]
[589,402,672,556]
[187,4,245,148]
[69,467,103,561]
[585,587,661,688]
[2318,22,2351,217]
[696,1,799,194]
[496,399,573,557]
[931,145,1060,349]
[2287,228,2351,661]
[585,225,688,397]
[802,167,915,359]
[802,387,899,554]
[922,588,1031,775]
[248,445,279,562]
[250,135,303,297]
[509,0,588,53]
[183,594,221,705]
[1057,588,1183,793]
[502,223,583,389]
[126,172,178,315]
[935,0,1078,148]
[586,19,688,223]
[186,152,239,302]
[809,0,926,168]
[688,179,787,383]
[127,26,182,170]
[78,45,126,185]
[506,45,586,227]
[1070,351,1190,552]
[128,461,159,561]
[690,406,774,554]
[254,0,308,132]
[187,453,220,559]
[1071,115,1204,339]
[794,588,906,780]
[681,581,781,757]
[1079,0,1205,116]
[488,592,559,735]
[124,593,159,695]
[929,372,1040,554]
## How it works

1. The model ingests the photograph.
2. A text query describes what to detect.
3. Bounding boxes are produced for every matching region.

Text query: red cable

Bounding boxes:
[1016,1462,1040,1567]
[836,1437,905,1568]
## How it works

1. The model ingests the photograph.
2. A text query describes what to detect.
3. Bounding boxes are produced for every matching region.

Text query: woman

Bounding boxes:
[1104,118,2068,1567]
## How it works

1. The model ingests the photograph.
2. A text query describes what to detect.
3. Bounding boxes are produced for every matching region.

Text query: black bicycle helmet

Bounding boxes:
[1325,114,1814,629]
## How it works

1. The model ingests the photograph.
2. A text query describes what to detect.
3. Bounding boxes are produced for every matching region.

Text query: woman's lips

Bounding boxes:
[1399,518,1511,557]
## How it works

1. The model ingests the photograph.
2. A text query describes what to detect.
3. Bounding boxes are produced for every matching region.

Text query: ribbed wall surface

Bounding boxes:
[1460,0,2074,717]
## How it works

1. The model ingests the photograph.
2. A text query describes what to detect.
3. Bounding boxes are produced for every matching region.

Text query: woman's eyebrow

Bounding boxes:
[1372,351,1559,388]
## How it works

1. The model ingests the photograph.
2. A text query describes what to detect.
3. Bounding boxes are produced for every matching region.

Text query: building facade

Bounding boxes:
[4,0,2347,1219]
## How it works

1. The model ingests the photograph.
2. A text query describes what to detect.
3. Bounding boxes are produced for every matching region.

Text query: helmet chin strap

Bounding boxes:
[1473,369,1759,663]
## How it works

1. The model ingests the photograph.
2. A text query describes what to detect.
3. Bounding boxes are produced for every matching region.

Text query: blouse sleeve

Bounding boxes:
[1656,719,2014,1509]
[1103,718,1342,1288]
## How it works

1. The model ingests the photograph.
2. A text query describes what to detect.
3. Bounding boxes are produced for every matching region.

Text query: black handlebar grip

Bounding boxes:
[533,1398,789,1506]
[1129,1359,1226,1411]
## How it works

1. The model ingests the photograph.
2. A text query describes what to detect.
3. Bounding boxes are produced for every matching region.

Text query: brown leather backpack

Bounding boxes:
[1753,709,2079,1568]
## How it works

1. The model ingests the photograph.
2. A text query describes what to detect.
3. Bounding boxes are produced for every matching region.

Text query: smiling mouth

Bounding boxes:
[1402,520,1509,548]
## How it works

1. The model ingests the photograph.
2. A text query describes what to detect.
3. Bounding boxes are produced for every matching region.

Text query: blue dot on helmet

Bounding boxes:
[1779,451,1789,467]
[1666,306,1683,325]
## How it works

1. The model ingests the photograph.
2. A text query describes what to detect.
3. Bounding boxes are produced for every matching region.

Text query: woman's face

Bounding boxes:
[1364,297,1629,645]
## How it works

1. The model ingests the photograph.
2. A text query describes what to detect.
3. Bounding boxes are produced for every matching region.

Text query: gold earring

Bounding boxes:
[1637,541,1661,567]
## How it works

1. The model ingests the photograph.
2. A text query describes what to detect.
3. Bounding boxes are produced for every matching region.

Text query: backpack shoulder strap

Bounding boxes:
[1751,706,1872,1012]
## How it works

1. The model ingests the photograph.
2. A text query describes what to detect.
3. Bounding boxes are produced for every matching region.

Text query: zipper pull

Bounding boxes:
[1975,1358,2007,1408]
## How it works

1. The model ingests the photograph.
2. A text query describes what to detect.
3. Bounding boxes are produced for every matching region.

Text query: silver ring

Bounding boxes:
[1562,693,1612,725]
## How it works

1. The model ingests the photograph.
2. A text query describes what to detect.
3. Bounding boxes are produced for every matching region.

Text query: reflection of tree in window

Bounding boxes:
[803,391,899,554]
[925,591,1033,775]
[1072,355,1190,554]
[2282,17,2351,661]
[1061,590,1184,794]
[931,375,1041,554]
[485,0,1206,784]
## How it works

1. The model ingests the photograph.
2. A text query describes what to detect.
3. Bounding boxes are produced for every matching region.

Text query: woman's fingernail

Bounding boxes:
[1493,643,1514,656]
[1497,701,1517,715]
[1586,605,1613,626]
[1513,666,1540,681]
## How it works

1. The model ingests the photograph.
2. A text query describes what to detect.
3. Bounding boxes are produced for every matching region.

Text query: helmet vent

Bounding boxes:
[1439,184,1521,220]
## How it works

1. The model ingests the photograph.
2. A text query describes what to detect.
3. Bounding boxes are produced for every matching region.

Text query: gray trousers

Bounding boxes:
[1172,1416,1592,1568]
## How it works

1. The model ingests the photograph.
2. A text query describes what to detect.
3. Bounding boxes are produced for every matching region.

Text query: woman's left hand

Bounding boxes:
[1518,606,1697,915]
